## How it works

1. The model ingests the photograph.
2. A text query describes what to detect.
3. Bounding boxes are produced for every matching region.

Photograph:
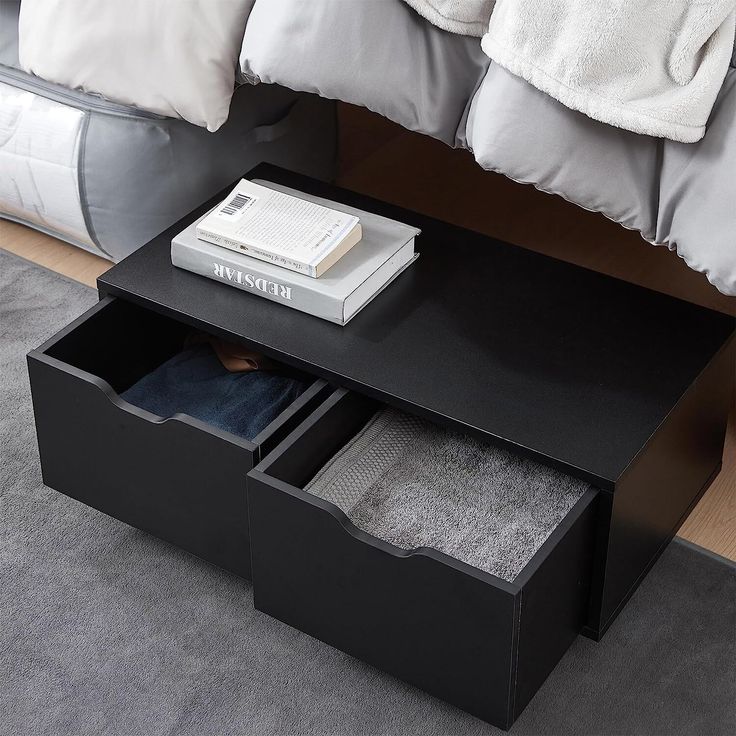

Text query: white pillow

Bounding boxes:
[19,0,255,131]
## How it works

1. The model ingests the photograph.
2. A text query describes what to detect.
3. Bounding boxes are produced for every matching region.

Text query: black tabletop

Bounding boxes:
[99,165,734,488]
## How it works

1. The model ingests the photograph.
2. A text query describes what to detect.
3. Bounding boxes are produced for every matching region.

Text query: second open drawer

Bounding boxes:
[247,389,599,729]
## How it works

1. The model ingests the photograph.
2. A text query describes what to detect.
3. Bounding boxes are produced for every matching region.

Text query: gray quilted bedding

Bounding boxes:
[6,0,736,293]
[241,0,736,296]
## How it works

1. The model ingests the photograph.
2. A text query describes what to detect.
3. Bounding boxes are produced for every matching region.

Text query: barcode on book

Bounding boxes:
[217,192,256,220]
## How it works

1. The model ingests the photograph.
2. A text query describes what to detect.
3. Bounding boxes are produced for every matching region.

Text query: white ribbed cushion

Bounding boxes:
[19,0,255,131]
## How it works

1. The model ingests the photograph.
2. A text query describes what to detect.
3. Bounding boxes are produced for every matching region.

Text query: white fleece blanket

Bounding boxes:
[401,0,493,37]
[482,0,736,143]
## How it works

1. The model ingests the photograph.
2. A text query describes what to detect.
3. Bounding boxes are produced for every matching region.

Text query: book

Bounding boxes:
[195,178,363,278]
[173,181,420,325]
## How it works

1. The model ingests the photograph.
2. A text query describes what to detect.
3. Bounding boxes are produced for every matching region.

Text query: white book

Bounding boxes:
[195,179,362,277]
[173,180,420,325]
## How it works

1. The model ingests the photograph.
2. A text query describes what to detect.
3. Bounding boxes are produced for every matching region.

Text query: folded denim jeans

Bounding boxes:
[121,344,307,441]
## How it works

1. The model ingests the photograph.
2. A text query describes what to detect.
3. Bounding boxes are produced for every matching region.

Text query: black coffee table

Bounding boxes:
[87,164,734,728]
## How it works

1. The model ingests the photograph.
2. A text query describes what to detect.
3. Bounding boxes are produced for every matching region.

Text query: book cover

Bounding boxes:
[195,179,362,277]
[173,181,420,325]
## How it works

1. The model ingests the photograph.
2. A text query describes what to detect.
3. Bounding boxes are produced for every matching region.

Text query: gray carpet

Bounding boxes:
[1,248,734,736]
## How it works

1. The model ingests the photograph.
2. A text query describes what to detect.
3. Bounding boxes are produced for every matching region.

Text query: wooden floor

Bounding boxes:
[1,220,111,289]
[1,103,734,559]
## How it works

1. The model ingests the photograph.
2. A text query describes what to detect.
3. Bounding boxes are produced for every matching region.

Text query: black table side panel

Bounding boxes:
[596,337,735,632]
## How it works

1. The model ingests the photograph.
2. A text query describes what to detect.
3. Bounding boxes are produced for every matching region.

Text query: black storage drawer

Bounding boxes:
[247,389,599,729]
[27,296,330,578]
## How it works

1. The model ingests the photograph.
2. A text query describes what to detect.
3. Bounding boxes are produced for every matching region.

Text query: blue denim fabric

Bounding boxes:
[120,344,307,441]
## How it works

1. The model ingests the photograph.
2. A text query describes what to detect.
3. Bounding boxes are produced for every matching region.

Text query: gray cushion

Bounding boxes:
[656,70,736,295]
[240,0,489,146]
[0,0,20,69]
[467,63,736,295]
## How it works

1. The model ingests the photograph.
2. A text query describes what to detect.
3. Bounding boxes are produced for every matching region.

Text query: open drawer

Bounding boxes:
[27,296,330,578]
[247,389,599,729]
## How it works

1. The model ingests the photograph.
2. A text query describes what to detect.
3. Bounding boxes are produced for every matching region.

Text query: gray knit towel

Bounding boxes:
[306,408,590,582]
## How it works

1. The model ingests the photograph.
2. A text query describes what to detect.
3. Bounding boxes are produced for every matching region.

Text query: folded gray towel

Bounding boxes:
[306,408,589,582]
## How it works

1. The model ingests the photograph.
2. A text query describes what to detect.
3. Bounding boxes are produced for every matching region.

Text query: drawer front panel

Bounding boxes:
[28,353,255,576]
[249,474,518,728]
[514,491,598,719]
[248,389,598,728]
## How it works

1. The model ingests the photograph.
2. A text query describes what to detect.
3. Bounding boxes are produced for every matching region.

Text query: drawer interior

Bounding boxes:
[40,296,319,449]
[43,296,312,397]
[44,297,190,394]
[258,390,593,583]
